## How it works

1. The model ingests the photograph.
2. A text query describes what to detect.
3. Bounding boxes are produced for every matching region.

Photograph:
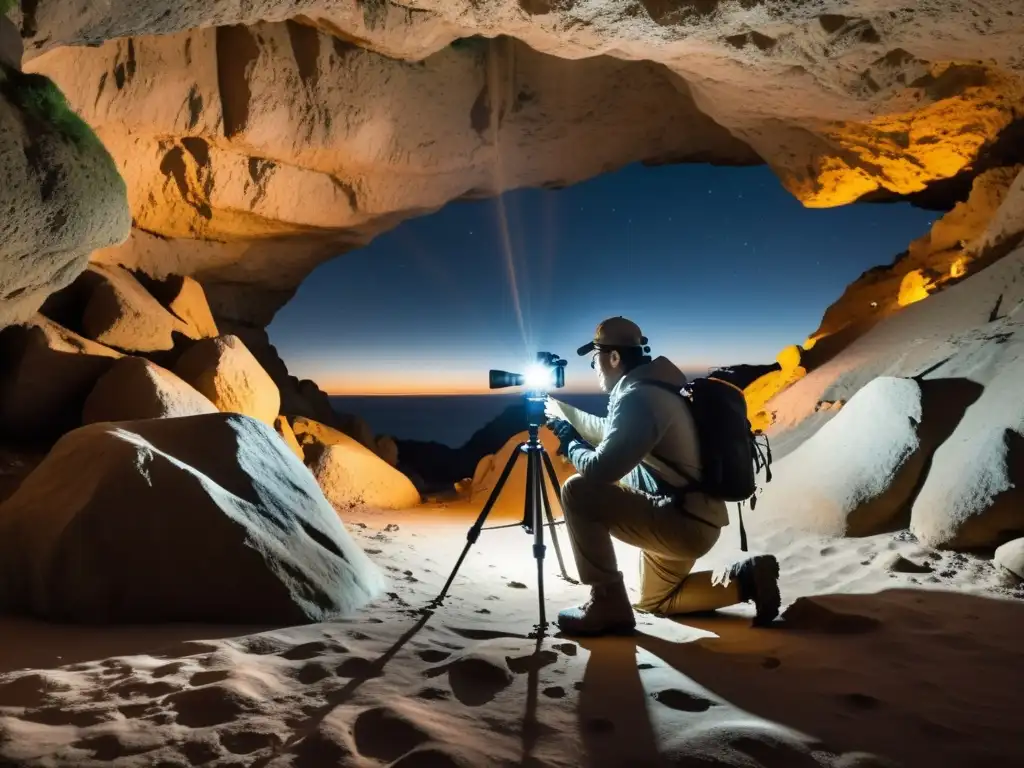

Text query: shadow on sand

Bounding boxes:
[575,588,1024,768]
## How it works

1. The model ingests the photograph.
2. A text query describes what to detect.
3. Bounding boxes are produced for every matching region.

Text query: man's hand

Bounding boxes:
[548,418,583,457]
[544,397,568,424]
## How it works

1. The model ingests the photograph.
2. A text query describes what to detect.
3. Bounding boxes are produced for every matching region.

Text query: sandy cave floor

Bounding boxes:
[1,500,1022,768]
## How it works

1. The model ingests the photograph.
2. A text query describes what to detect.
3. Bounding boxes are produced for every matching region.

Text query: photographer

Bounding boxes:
[546,316,781,636]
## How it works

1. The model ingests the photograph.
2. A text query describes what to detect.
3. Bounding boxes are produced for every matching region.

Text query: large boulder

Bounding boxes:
[751,378,929,537]
[173,335,280,425]
[910,352,1024,549]
[0,413,386,623]
[292,417,421,511]
[0,65,130,329]
[82,355,217,424]
[0,315,121,442]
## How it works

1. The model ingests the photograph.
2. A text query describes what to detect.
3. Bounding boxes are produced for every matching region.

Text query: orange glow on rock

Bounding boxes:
[897,269,933,306]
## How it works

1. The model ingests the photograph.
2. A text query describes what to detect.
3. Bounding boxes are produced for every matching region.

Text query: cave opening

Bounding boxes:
[267,160,938,450]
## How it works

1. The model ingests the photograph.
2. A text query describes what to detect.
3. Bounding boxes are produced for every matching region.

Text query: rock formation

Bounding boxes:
[173,334,281,425]
[0,413,386,623]
[5,1,1019,326]
[291,416,422,510]
[0,53,130,328]
[81,355,218,425]
[755,172,1024,550]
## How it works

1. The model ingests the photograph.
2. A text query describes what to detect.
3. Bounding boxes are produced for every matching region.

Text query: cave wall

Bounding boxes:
[8,0,1022,327]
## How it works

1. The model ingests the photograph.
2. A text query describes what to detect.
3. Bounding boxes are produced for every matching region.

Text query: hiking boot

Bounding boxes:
[731,554,781,626]
[556,576,636,636]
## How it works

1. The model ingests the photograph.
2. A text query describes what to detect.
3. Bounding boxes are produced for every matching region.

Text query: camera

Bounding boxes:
[489,351,567,392]
[489,351,567,429]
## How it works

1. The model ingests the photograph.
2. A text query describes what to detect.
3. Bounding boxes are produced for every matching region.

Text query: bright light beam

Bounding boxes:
[486,39,531,356]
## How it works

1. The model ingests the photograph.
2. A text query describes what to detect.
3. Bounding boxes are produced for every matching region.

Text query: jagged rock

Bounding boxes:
[24,3,1023,325]
[135,273,219,339]
[274,414,304,462]
[82,355,217,424]
[765,238,1024,549]
[0,65,130,329]
[994,538,1024,580]
[0,413,385,623]
[0,315,121,443]
[751,377,928,538]
[803,166,1024,358]
[292,417,420,511]
[173,335,280,426]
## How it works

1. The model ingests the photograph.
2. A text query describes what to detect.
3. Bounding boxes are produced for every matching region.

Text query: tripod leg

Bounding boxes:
[433,443,524,606]
[539,450,572,581]
[521,443,537,534]
[530,449,547,629]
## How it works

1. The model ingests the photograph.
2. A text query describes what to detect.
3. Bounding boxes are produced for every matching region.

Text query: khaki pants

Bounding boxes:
[559,472,741,615]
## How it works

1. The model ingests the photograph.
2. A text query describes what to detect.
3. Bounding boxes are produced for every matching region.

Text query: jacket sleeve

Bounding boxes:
[567,389,664,484]
[550,399,606,446]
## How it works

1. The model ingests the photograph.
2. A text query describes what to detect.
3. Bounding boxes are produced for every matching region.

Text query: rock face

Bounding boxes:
[804,166,1024,355]
[82,355,218,424]
[17,3,1024,324]
[0,63,130,328]
[762,240,1024,550]
[292,417,421,510]
[751,377,928,538]
[0,412,386,623]
[173,334,280,425]
[0,315,121,443]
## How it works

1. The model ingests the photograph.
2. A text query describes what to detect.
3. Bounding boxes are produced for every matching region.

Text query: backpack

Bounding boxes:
[642,377,773,551]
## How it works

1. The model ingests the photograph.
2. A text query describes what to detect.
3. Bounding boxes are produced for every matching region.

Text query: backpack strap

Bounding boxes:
[633,380,704,493]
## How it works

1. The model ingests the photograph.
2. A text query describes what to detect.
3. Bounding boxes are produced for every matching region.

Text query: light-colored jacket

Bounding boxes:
[552,356,729,528]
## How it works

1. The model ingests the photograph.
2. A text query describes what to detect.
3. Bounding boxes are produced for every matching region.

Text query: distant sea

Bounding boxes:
[329,393,609,448]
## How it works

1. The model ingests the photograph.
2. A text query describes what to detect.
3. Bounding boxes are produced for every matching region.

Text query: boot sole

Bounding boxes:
[750,555,781,627]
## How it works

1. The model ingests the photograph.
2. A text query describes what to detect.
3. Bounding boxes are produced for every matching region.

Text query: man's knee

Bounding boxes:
[560,473,609,513]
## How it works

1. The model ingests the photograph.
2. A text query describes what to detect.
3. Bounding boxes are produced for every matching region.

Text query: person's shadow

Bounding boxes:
[570,587,1024,768]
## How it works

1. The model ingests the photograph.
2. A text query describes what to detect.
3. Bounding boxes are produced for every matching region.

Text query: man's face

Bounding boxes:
[592,349,622,393]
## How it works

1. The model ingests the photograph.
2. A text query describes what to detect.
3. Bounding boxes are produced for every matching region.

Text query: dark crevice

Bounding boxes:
[285,20,321,91]
[875,377,986,535]
[186,85,203,130]
[470,84,490,135]
[216,25,260,138]
[989,294,1004,322]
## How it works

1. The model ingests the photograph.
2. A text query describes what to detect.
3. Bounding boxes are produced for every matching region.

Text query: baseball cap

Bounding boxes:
[576,316,649,356]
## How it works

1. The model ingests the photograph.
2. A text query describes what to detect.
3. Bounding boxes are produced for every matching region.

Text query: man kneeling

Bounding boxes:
[546,317,780,636]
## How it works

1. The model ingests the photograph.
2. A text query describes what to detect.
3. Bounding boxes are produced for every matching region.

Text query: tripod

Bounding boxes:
[431,398,574,632]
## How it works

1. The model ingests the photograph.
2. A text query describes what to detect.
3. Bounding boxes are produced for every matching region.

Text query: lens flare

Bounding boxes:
[523,363,554,390]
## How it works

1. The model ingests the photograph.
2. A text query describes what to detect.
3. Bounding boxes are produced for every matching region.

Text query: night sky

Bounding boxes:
[268,163,938,395]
